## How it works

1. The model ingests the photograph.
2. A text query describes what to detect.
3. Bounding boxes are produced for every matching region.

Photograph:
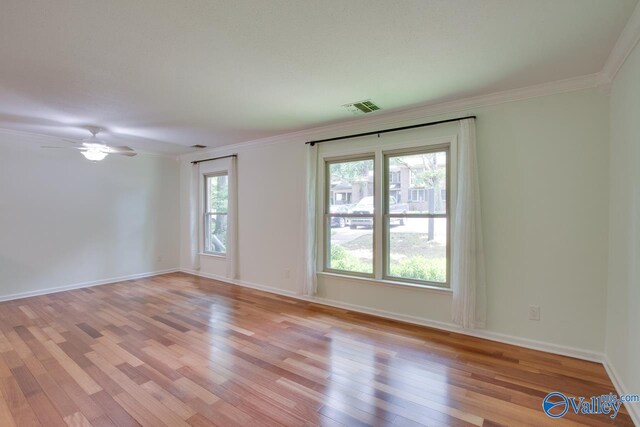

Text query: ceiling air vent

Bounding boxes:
[191,144,207,149]
[343,100,381,115]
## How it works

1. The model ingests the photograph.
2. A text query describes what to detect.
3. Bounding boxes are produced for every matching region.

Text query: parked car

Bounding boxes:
[349,196,407,229]
[330,205,351,228]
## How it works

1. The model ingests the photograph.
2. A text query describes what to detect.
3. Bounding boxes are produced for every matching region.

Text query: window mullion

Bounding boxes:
[374,149,384,280]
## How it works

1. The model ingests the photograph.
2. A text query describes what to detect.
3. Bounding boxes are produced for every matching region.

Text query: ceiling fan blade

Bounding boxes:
[62,138,82,144]
[41,146,87,151]
[113,151,137,157]
[108,145,135,153]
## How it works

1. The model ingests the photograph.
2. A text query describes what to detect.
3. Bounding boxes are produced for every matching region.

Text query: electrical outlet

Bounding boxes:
[529,305,541,321]
[156,255,163,263]
[284,269,291,279]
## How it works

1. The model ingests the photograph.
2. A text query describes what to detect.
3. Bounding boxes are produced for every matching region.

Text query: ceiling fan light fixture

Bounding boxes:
[81,148,108,161]
[42,128,137,160]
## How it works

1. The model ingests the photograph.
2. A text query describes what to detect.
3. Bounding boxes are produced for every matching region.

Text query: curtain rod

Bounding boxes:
[305,115,476,146]
[191,154,237,165]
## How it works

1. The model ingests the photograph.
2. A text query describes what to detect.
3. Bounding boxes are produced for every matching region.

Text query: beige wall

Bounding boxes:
[606,39,640,403]
[180,88,610,355]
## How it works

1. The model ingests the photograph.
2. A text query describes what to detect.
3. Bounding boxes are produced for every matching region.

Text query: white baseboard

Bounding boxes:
[180,268,300,298]
[180,269,604,363]
[305,295,604,363]
[603,356,640,425]
[0,268,180,303]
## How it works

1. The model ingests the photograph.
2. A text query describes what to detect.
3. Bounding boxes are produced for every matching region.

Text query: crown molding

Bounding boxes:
[181,72,601,162]
[600,2,640,84]
[0,127,63,143]
[0,75,606,167]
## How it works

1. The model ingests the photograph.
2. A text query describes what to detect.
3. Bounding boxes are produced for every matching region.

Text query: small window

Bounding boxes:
[408,189,426,202]
[204,173,229,255]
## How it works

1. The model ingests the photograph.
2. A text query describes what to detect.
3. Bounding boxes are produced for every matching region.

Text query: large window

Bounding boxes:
[323,146,450,287]
[204,173,229,255]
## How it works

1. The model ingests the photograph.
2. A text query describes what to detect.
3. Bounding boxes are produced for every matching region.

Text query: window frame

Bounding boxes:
[203,171,229,256]
[323,154,376,278]
[382,145,451,287]
[318,134,456,290]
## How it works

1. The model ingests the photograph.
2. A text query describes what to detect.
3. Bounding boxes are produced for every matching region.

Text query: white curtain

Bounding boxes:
[303,144,319,296]
[189,163,201,271]
[452,118,487,329]
[226,156,239,280]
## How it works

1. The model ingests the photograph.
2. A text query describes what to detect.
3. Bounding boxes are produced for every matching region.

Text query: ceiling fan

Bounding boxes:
[43,127,137,161]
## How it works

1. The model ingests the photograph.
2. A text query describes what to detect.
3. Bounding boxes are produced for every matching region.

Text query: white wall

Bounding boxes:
[180,88,611,355]
[0,132,180,298]
[606,38,640,407]
[180,140,308,291]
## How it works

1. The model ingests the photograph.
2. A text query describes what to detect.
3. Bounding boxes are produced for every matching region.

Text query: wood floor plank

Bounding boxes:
[0,388,18,427]
[0,272,633,426]
[63,411,93,427]
[42,341,101,395]
[0,374,42,426]
[25,391,68,427]
[90,390,141,427]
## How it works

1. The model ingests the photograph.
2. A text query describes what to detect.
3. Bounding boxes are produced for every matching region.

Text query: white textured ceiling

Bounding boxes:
[0,0,636,153]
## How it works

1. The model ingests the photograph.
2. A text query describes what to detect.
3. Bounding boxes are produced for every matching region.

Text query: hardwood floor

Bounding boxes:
[0,272,632,426]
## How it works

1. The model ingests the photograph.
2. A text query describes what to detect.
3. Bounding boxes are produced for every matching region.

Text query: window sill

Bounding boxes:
[317,271,452,294]
[199,253,226,259]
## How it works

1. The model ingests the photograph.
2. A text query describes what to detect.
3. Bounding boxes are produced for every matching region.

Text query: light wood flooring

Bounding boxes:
[0,272,632,426]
